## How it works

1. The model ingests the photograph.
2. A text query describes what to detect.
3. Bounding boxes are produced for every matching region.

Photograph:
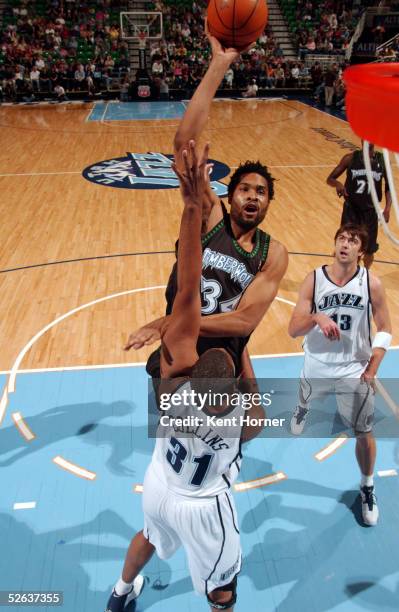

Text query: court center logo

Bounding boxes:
[82,152,230,197]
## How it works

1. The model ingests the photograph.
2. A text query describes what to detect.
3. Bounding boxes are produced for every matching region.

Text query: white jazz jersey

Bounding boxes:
[149,381,243,498]
[304,265,372,365]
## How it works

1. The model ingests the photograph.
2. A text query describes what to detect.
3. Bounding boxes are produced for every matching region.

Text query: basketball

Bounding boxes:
[207,0,268,50]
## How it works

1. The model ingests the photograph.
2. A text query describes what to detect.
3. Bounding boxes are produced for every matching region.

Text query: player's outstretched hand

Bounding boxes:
[124,325,161,350]
[205,20,241,63]
[360,366,377,393]
[172,140,211,208]
[314,313,340,341]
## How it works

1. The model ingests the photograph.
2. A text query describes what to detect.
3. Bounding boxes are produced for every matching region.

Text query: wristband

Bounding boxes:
[372,332,392,351]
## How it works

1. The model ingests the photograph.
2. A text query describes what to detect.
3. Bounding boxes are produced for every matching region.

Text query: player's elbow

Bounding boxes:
[236,314,256,337]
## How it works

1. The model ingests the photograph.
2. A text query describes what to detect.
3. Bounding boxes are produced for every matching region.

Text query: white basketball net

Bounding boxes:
[363,141,399,247]
[133,24,149,49]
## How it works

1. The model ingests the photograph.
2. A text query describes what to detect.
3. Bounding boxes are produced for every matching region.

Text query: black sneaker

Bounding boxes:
[105,575,144,611]
[290,406,309,435]
[360,486,379,526]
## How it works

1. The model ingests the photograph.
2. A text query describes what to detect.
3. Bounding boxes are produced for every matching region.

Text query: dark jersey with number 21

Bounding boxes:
[345,150,387,210]
[164,206,271,372]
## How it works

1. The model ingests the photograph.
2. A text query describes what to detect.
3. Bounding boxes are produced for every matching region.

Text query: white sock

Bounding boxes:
[115,577,133,596]
[361,474,374,488]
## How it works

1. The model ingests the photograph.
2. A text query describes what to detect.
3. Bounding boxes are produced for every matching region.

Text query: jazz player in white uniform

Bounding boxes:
[105,142,265,612]
[288,223,392,526]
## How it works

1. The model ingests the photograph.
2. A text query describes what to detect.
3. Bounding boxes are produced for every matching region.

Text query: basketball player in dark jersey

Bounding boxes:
[106,142,267,612]
[125,32,288,378]
[327,142,392,268]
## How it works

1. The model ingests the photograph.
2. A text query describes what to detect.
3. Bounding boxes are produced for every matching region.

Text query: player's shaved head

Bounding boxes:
[191,348,235,379]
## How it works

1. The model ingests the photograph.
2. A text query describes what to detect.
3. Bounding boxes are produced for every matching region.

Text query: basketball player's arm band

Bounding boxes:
[372,332,392,351]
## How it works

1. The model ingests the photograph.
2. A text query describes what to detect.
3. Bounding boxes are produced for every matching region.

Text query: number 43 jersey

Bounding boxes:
[304,265,372,365]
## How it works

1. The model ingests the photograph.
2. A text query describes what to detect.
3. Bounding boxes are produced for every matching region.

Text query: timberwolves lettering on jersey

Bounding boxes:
[345,150,386,209]
[163,210,270,370]
[304,265,372,364]
[166,212,270,316]
[200,215,270,315]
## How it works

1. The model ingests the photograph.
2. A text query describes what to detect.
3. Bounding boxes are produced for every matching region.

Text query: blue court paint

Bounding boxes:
[86,101,107,122]
[0,352,398,611]
[88,101,186,122]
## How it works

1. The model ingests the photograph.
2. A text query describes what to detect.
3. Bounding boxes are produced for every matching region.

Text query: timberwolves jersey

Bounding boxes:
[164,207,270,369]
[345,150,386,210]
[304,266,372,365]
[150,381,243,497]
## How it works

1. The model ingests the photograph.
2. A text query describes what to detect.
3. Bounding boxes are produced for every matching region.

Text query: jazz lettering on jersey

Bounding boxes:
[202,247,254,290]
[318,293,364,311]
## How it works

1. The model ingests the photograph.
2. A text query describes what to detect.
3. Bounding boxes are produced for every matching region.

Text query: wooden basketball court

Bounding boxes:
[0,98,398,373]
[1,97,399,612]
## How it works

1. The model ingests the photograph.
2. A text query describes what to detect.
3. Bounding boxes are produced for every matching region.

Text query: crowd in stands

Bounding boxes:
[0,0,130,100]
[294,1,362,58]
[150,0,323,94]
[149,0,351,101]
[0,0,397,102]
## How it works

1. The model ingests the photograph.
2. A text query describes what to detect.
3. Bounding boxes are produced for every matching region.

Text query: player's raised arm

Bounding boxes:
[173,34,238,172]
[288,271,340,340]
[160,142,210,379]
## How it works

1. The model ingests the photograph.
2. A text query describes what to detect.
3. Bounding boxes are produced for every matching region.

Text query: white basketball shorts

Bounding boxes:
[300,353,375,433]
[142,466,242,595]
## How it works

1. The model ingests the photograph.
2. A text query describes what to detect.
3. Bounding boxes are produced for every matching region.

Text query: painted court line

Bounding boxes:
[375,378,399,419]
[0,288,295,425]
[0,284,166,426]
[85,103,97,122]
[13,502,37,510]
[314,435,348,461]
[0,362,147,375]
[0,165,341,178]
[53,455,96,480]
[1,345,398,374]
[234,471,287,492]
[377,469,398,477]
[298,100,348,125]
[12,412,36,441]
[101,101,109,123]
[0,171,81,177]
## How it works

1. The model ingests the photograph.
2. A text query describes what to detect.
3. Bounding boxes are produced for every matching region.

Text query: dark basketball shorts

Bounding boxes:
[341,202,379,254]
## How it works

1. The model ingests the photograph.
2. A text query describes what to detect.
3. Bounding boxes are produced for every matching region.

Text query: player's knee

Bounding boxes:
[355,430,373,442]
[207,577,237,610]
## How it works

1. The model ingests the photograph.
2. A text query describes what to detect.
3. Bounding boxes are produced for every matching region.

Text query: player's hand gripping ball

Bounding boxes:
[207,0,268,51]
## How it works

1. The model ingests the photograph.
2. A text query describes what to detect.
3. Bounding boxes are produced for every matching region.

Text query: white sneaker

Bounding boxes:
[360,486,379,526]
[126,575,145,606]
[290,406,309,435]
[105,575,144,612]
